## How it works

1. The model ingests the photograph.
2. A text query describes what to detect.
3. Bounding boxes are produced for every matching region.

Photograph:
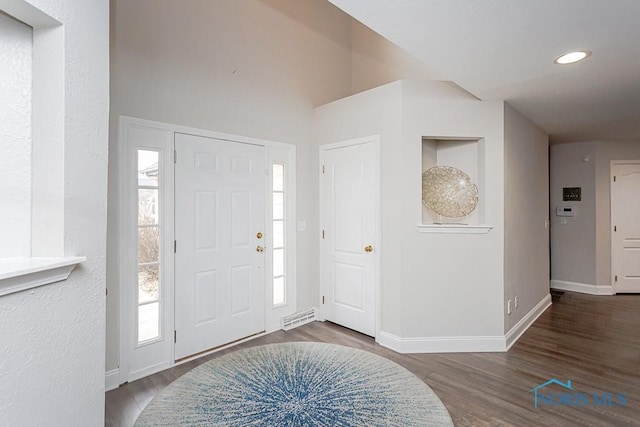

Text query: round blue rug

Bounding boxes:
[135,342,454,426]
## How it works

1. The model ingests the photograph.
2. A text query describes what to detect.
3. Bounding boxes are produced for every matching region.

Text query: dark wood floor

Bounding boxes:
[106,291,640,426]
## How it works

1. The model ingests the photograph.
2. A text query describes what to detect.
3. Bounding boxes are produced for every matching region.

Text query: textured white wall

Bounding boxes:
[503,103,549,333]
[0,0,109,425]
[350,19,442,95]
[0,12,32,257]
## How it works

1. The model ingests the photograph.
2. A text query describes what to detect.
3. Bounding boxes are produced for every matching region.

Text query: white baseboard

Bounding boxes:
[377,294,553,354]
[105,368,121,392]
[505,294,552,350]
[377,331,506,353]
[551,280,614,295]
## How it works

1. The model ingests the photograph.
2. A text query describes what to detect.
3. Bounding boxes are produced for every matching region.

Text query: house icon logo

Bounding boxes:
[529,378,627,409]
[530,378,575,408]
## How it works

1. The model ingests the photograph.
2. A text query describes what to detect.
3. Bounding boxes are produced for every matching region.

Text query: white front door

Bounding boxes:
[320,138,379,337]
[612,161,640,293]
[174,133,266,360]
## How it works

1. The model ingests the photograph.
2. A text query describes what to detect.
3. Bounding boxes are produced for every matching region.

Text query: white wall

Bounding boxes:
[594,141,640,286]
[551,140,640,291]
[0,12,32,257]
[313,81,404,335]
[550,141,598,287]
[314,80,506,340]
[503,103,549,332]
[0,0,109,425]
[350,19,442,95]
[107,0,354,371]
[401,80,505,338]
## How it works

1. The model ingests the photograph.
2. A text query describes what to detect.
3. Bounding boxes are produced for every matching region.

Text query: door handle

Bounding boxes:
[364,245,374,253]
[256,245,264,253]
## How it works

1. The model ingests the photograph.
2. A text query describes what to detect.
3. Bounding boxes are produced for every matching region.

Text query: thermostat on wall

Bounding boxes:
[556,206,575,217]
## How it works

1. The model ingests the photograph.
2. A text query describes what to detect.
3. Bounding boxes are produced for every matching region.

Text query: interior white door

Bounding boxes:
[612,162,640,293]
[174,133,265,360]
[320,139,378,337]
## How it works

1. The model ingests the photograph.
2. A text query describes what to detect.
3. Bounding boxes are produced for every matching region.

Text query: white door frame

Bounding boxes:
[114,116,296,388]
[318,135,381,339]
[610,159,640,293]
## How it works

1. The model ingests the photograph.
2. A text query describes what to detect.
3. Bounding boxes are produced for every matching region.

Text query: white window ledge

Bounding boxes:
[0,256,87,297]
[418,224,493,234]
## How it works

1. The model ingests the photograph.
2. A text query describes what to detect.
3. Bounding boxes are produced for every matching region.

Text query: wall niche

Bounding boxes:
[421,136,487,226]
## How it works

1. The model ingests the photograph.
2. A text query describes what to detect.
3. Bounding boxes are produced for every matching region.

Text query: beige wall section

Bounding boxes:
[107,0,354,371]
[503,103,549,333]
[550,141,597,285]
[550,140,640,290]
[350,19,443,94]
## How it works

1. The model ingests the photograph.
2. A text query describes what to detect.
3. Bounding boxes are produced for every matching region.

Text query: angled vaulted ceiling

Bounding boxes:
[329,0,640,143]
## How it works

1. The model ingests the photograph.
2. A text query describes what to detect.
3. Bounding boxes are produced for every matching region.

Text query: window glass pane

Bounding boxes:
[273,277,285,306]
[138,226,159,263]
[273,220,284,248]
[138,264,159,303]
[273,193,284,220]
[273,164,284,192]
[138,150,159,186]
[138,189,159,225]
[273,248,284,277]
[138,302,160,342]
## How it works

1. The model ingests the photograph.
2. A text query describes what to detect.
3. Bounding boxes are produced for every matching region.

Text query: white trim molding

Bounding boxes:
[550,280,614,295]
[377,294,552,354]
[105,369,121,392]
[417,224,493,234]
[0,257,86,297]
[377,331,506,353]
[505,294,552,350]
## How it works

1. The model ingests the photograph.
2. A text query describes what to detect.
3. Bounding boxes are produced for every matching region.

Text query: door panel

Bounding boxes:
[175,133,265,360]
[321,140,378,336]
[612,163,640,293]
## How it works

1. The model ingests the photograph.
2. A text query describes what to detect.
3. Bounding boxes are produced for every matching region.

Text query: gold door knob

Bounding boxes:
[364,245,374,253]
[256,232,263,239]
[256,245,264,253]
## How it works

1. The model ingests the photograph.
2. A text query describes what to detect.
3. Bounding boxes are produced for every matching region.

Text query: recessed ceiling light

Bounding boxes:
[554,50,591,65]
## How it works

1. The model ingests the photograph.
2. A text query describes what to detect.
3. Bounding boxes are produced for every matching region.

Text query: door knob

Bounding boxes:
[364,245,374,253]
[256,245,264,253]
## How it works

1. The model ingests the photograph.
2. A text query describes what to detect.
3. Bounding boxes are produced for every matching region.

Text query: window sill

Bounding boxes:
[417,224,493,234]
[0,256,87,297]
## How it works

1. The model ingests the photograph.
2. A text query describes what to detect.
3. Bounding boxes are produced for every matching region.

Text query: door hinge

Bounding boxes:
[174,240,177,252]
[322,165,325,174]
[615,275,618,282]
[322,296,325,304]
[174,330,177,343]
[614,176,616,182]
[106,288,108,296]
[322,229,325,239]
[174,150,177,163]
[614,225,617,232]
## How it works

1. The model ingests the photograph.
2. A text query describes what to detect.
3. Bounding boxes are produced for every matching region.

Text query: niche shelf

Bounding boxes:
[421,136,491,233]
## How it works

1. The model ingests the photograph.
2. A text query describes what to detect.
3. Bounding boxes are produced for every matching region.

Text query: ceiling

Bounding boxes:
[328,0,640,144]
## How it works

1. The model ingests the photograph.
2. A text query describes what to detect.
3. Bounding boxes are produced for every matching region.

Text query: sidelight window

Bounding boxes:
[272,163,286,306]
[137,149,161,343]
